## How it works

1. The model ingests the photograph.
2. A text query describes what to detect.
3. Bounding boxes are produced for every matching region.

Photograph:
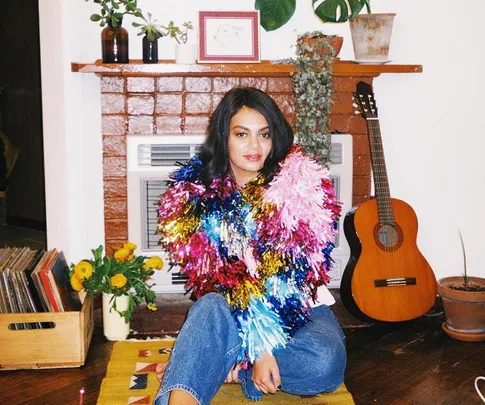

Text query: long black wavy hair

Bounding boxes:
[198,87,294,186]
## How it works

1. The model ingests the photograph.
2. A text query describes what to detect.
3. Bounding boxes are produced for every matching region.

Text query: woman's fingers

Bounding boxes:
[258,375,278,393]
[254,382,269,394]
[252,352,281,394]
[155,362,167,383]
[225,363,242,383]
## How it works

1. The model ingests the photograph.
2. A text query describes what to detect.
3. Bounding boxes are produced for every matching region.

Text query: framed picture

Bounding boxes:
[198,11,260,63]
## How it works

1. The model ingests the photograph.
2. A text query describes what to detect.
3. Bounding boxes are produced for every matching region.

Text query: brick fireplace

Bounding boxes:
[72,60,421,253]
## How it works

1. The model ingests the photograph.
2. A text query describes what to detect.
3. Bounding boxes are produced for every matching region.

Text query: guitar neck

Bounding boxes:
[366,119,395,225]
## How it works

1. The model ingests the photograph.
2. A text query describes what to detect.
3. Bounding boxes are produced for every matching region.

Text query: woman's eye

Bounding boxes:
[236,132,247,137]
[261,133,270,139]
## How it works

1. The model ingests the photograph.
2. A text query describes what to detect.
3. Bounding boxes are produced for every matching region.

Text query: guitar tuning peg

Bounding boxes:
[354,110,360,115]
[352,102,358,108]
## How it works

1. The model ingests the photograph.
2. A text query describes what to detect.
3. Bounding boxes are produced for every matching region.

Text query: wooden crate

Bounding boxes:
[0,296,94,370]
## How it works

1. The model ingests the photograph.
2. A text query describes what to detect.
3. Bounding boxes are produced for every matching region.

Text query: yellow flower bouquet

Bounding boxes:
[68,242,163,322]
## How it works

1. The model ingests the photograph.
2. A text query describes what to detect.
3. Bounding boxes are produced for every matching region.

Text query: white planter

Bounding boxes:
[102,292,130,341]
[175,43,196,64]
[350,13,396,62]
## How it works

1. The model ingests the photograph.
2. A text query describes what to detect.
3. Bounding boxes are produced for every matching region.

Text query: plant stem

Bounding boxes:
[365,1,372,14]
[459,229,469,290]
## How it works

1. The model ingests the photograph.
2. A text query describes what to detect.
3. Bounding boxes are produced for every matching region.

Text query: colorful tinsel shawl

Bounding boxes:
[157,145,341,365]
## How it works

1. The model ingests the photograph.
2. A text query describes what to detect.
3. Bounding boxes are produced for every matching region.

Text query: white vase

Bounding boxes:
[102,292,130,341]
[175,43,196,64]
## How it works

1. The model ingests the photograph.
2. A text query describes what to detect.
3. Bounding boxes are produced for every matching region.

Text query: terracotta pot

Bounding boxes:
[437,276,485,341]
[350,13,395,62]
[301,35,344,59]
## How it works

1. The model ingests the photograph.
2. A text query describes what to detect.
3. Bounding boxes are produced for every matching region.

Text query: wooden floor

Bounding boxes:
[1,304,484,405]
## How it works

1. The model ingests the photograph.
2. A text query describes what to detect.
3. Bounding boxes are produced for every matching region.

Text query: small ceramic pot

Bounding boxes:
[102,293,130,341]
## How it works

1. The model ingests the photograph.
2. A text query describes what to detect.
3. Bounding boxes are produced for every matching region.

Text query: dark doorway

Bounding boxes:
[0,0,46,230]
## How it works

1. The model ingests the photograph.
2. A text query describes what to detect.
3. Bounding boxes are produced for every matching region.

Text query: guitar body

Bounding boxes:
[341,197,437,322]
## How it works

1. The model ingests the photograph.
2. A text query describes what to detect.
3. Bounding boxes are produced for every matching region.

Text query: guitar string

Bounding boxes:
[361,92,399,281]
[368,117,398,279]
[373,119,398,279]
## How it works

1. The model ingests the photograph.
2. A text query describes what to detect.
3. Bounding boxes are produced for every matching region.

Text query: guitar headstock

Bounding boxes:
[353,81,378,119]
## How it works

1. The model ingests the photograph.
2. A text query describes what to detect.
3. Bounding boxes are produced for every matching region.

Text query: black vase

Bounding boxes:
[142,35,159,64]
[101,20,129,63]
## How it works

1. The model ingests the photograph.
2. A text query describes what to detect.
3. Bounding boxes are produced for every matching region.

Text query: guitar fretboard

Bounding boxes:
[367,119,395,226]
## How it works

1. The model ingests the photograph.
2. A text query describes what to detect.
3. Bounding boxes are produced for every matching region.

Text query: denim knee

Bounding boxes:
[311,336,346,391]
[189,292,227,314]
[274,305,347,395]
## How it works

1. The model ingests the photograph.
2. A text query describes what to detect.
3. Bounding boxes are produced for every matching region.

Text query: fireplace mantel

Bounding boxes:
[71,59,422,253]
[71,59,422,78]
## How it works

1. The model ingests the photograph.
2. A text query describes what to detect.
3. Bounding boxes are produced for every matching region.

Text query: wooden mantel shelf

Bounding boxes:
[71,59,422,78]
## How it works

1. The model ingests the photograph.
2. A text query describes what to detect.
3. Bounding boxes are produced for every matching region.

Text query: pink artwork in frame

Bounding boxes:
[198,11,261,63]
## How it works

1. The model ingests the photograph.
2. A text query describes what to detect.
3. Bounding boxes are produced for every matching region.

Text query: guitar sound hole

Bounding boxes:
[374,223,403,252]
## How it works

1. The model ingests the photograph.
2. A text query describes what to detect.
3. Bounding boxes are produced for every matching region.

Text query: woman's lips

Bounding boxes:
[244,154,262,161]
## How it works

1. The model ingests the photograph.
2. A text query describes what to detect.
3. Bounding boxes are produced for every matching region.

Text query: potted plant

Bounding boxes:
[161,20,195,64]
[254,0,395,62]
[85,0,144,63]
[133,12,164,63]
[437,232,485,342]
[69,241,163,341]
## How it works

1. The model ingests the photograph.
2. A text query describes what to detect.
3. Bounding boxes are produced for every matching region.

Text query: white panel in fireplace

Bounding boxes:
[127,134,352,293]
[127,135,206,293]
[327,134,353,288]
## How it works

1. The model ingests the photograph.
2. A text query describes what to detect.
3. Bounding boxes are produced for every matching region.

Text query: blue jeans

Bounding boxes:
[154,293,346,405]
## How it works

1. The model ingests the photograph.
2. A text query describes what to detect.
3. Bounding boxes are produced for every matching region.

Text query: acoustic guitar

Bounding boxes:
[340,82,437,322]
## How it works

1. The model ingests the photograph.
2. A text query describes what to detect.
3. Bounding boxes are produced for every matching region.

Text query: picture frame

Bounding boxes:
[198,11,260,63]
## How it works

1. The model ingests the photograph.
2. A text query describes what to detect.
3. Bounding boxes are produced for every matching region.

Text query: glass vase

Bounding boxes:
[101,21,129,63]
[102,292,130,341]
[142,35,159,64]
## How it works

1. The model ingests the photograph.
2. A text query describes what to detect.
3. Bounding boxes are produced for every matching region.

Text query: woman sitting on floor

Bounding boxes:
[154,87,347,405]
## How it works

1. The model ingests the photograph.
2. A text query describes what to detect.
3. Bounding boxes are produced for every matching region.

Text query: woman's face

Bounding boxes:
[227,106,272,187]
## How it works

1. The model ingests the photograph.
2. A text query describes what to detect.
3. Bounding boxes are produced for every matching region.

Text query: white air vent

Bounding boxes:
[137,143,202,167]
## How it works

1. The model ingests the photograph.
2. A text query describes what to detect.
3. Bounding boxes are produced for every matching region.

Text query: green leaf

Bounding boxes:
[90,14,102,22]
[255,0,296,32]
[348,0,368,19]
[313,0,367,23]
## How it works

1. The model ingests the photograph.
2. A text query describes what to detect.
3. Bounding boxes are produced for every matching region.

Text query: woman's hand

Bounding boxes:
[155,362,167,383]
[225,363,242,383]
[252,352,281,394]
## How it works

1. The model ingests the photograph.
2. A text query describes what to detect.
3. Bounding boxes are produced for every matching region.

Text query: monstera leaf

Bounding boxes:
[255,0,296,32]
[255,0,371,31]
[313,0,370,23]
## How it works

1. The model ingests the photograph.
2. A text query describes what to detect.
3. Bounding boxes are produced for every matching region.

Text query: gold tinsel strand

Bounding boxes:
[257,250,286,280]
[229,279,265,309]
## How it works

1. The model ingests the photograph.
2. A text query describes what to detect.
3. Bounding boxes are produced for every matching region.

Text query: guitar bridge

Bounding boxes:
[374,277,417,287]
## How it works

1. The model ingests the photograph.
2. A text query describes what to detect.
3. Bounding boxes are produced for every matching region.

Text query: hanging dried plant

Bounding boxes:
[292,31,336,166]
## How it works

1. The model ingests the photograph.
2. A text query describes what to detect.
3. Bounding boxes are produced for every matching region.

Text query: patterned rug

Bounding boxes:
[97,340,355,405]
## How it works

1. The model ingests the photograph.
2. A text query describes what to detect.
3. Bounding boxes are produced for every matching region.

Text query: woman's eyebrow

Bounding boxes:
[232,125,270,132]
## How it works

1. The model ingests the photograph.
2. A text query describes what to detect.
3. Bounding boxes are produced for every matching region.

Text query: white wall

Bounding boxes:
[38,0,485,279]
